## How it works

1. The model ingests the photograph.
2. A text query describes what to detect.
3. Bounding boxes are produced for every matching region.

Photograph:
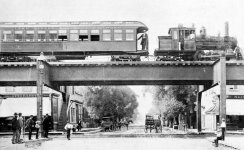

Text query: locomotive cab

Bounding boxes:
[168,25,196,51]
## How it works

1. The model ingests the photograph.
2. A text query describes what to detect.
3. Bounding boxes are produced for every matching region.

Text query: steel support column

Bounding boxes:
[219,57,227,122]
[36,60,44,137]
[196,85,204,133]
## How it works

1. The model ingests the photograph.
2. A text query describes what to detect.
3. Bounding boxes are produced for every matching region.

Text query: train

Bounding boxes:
[0,21,242,62]
[0,21,148,61]
[155,22,242,61]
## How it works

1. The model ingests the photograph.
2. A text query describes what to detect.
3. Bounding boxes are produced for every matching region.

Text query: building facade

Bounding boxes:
[201,85,244,131]
[0,86,83,131]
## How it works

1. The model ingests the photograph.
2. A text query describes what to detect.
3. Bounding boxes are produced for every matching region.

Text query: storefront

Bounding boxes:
[201,85,244,131]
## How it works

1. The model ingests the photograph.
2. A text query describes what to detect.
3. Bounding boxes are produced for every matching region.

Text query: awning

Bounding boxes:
[227,100,244,115]
[0,97,51,117]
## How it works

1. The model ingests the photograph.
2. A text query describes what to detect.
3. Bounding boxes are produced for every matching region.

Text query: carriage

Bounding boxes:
[144,114,162,133]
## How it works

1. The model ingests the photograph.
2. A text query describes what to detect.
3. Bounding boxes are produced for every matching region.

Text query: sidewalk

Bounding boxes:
[0,127,102,136]
[188,129,244,150]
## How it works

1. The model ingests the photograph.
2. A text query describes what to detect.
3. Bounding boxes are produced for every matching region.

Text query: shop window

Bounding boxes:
[2,31,12,42]
[70,30,78,41]
[90,30,100,41]
[14,31,23,42]
[37,31,46,41]
[102,29,111,41]
[114,30,122,41]
[79,30,88,41]
[25,31,34,42]
[125,29,134,41]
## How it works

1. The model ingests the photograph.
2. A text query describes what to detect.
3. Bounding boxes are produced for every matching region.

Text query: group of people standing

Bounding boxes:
[11,113,52,144]
[11,113,23,144]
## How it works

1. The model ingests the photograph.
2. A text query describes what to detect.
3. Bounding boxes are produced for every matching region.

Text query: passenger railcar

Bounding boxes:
[155,22,242,61]
[0,21,148,61]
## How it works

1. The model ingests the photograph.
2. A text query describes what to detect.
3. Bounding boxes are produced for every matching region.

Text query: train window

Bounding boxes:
[79,30,88,41]
[90,30,100,41]
[49,30,57,41]
[25,30,34,42]
[2,31,12,42]
[14,31,23,42]
[185,30,190,39]
[58,30,67,41]
[38,31,46,42]
[125,29,134,41]
[114,30,122,41]
[70,30,78,41]
[172,30,178,40]
[102,30,111,41]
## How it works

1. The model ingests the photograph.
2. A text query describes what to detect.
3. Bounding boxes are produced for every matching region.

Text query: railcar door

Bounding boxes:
[171,29,179,50]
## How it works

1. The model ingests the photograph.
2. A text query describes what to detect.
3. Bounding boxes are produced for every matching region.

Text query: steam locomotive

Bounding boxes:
[0,21,148,62]
[155,22,242,61]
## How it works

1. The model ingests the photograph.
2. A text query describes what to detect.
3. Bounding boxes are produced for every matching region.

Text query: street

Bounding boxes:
[0,125,240,150]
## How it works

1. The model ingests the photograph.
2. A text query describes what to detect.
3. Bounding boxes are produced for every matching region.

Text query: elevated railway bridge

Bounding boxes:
[0,57,244,132]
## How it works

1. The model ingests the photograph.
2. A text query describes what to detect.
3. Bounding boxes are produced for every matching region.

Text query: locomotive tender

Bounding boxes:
[155,22,242,61]
[0,21,148,61]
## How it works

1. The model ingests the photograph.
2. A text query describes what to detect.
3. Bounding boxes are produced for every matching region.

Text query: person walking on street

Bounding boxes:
[35,121,40,139]
[11,112,20,144]
[25,115,34,140]
[18,113,23,142]
[220,118,226,140]
[64,121,73,140]
[43,114,51,138]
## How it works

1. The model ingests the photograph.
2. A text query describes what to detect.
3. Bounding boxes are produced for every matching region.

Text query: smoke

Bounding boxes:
[130,86,154,125]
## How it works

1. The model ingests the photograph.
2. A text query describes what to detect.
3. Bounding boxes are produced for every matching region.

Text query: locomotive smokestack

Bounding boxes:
[225,21,229,37]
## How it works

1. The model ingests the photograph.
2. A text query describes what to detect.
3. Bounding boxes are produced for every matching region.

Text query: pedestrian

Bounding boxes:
[25,115,34,140]
[11,112,20,144]
[77,120,82,131]
[220,118,226,140]
[17,113,24,143]
[214,127,223,147]
[137,30,148,50]
[64,122,73,140]
[35,121,40,139]
[43,114,51,138]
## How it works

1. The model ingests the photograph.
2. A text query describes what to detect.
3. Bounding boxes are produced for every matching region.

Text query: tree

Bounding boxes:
[152,85,197,127]
[84,86,138,121]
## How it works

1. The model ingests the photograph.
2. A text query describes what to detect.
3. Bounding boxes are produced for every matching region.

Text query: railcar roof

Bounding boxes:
[0,21,148,29]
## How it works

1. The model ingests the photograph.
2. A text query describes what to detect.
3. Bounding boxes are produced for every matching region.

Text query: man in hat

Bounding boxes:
[25,115,34,140]
[17,113,23,142]
[220,118,226,140]
[11,112,20,144]
[137,30,148,50]
[43,114,51,138]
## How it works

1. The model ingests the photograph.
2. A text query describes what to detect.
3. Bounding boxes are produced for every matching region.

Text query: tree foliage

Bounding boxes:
[152,85,197,120]
[84,86,138,121]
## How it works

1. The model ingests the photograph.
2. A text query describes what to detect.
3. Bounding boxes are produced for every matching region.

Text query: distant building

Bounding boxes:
[0,86,83,131]
[201,85,244,131]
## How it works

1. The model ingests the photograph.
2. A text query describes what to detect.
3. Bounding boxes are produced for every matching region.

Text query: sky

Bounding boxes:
[0,0,244,54]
